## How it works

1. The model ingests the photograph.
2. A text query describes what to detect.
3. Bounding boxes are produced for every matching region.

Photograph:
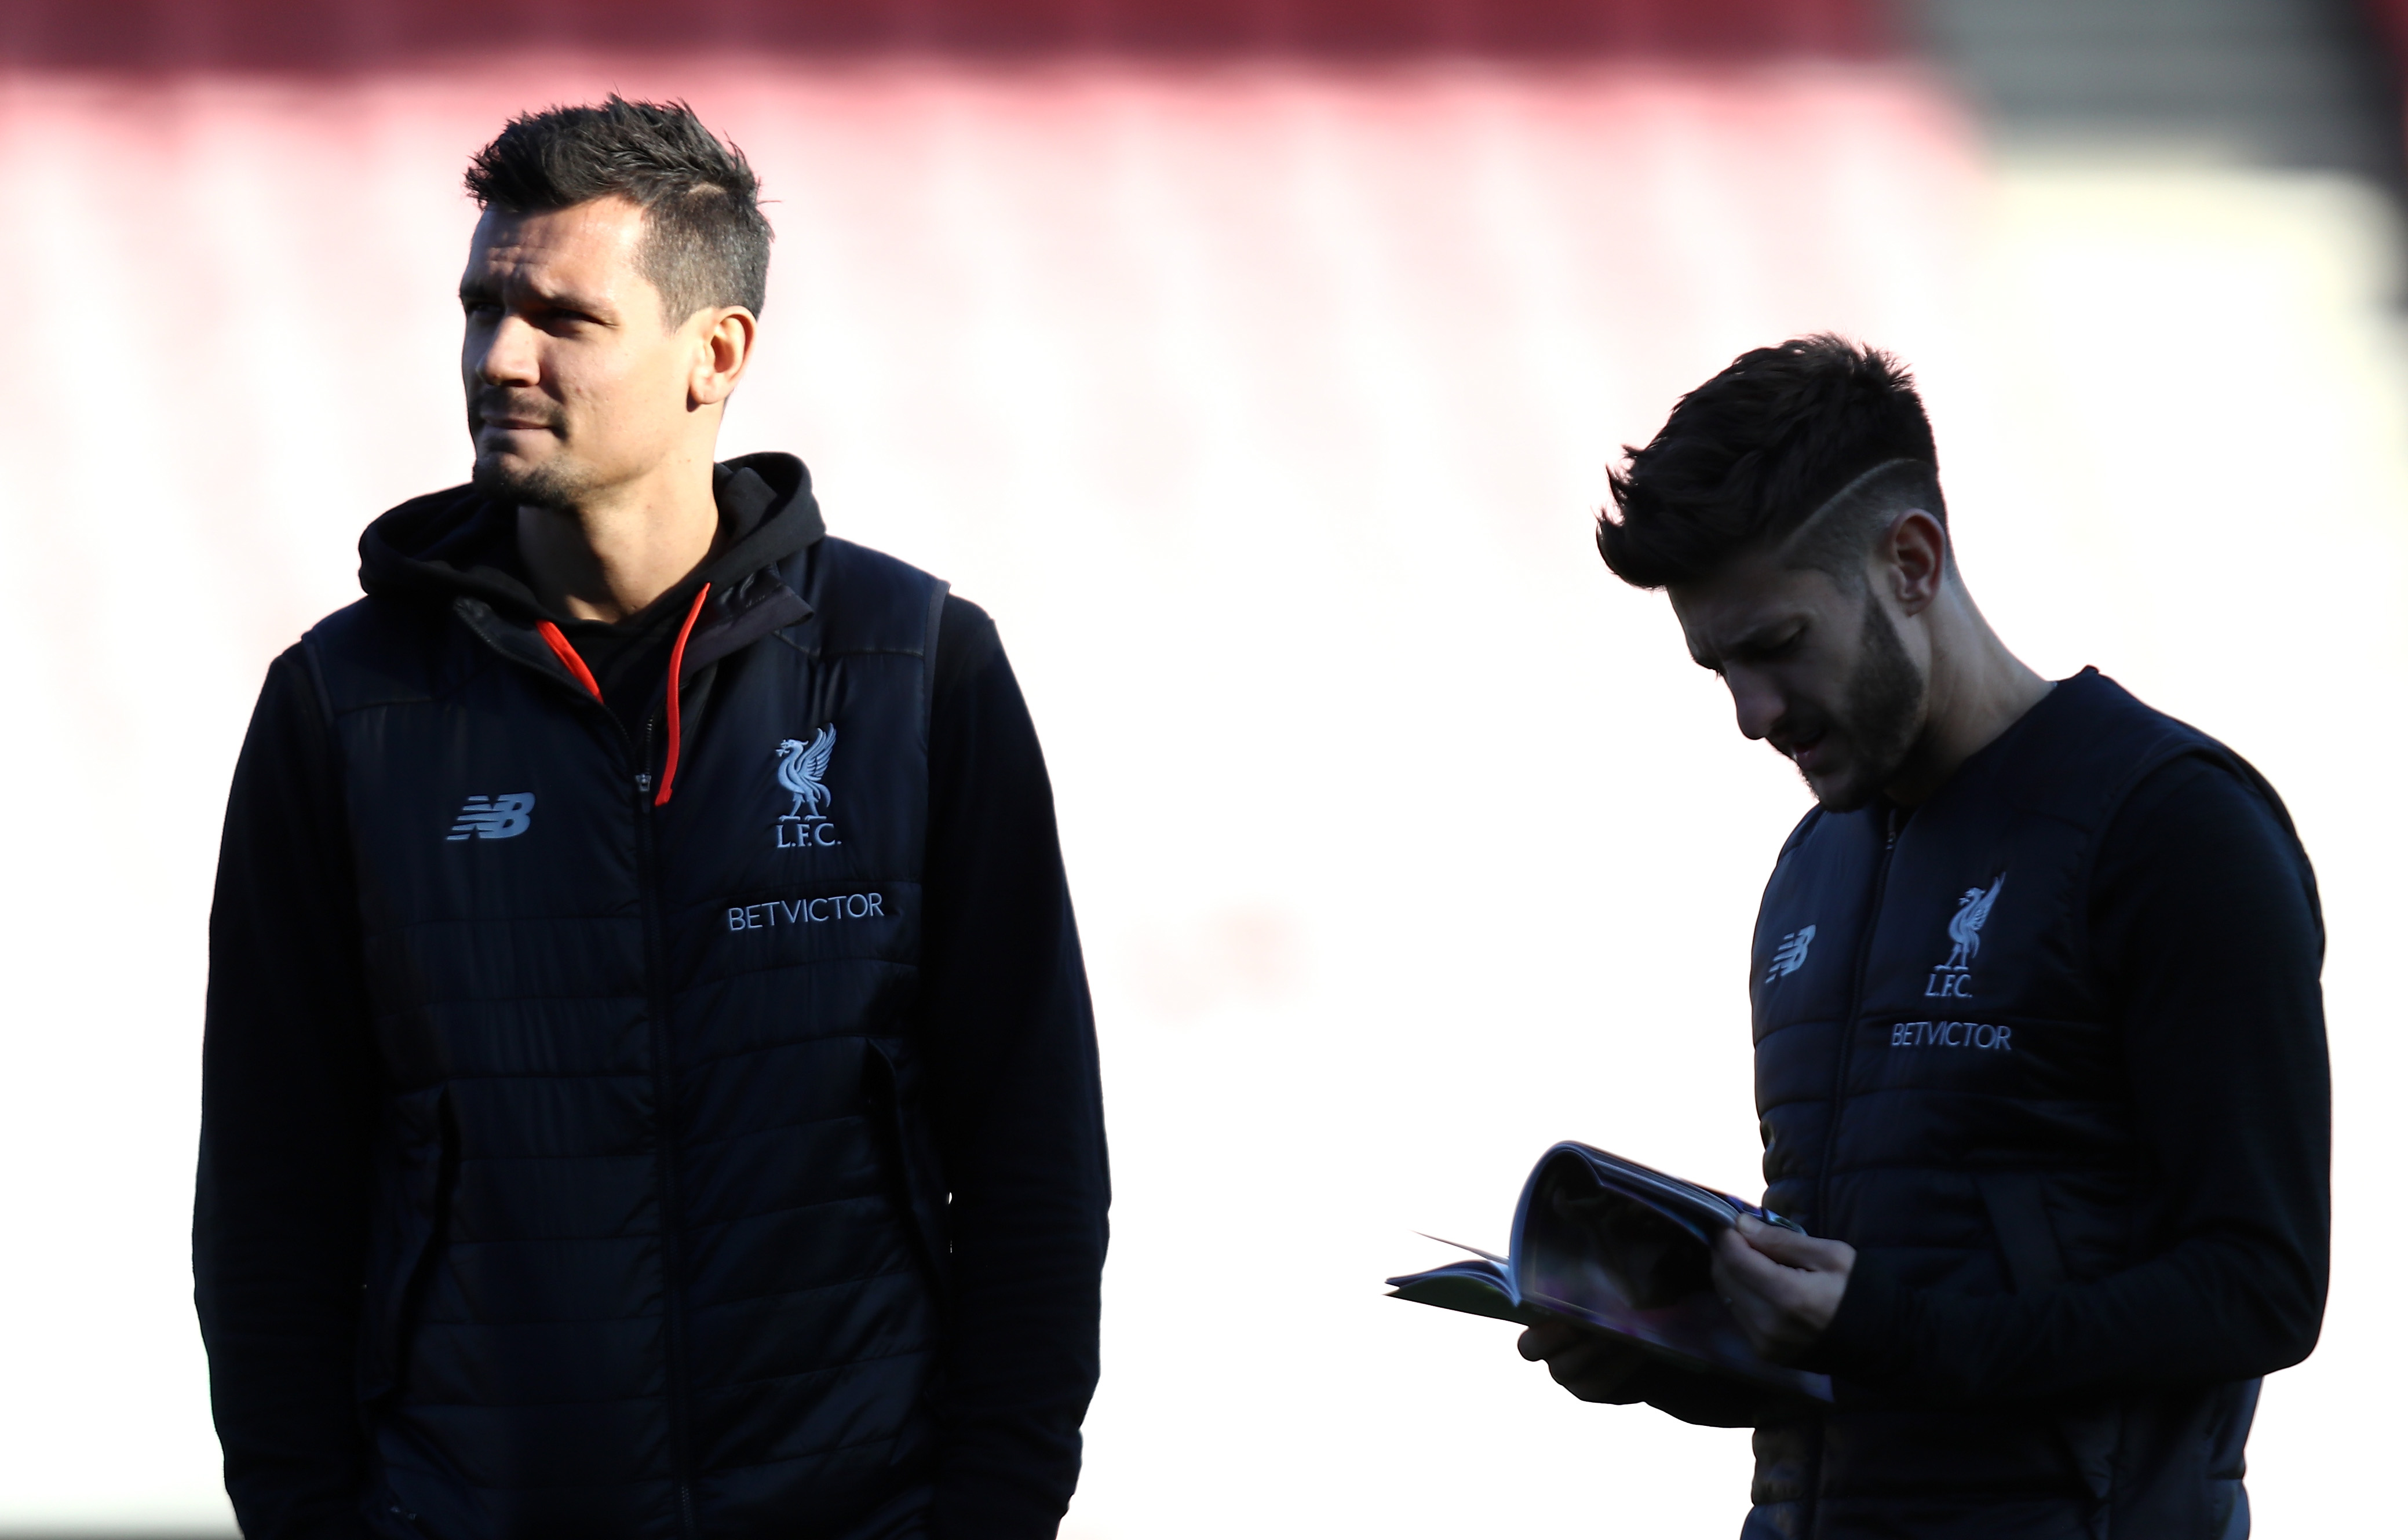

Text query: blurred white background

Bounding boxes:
[0,16,2403,1536]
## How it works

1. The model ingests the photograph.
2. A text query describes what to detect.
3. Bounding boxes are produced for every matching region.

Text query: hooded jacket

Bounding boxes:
[198,454,1108,1540]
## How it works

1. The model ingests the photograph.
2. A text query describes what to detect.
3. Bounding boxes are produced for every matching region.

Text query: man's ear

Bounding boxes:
[1881,508,1948,616]
[688,307,758,410]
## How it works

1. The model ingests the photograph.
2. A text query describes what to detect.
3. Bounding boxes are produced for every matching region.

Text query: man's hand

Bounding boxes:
[1712,1213,1855,1362]
[1516,1318,1655,1403]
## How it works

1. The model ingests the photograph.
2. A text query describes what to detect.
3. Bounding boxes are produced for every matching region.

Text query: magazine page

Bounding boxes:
[1507,1144,1833,1401]
[1384,1258,1557,1327]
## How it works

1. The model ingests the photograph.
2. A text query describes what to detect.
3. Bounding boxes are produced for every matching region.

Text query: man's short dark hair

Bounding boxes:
[465,95,772,323]
[1597,335,1946,590]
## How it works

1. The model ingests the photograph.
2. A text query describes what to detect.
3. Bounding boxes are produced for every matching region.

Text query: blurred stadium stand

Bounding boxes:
[0,0,1891,67]
[3,0,2394,191]
[1919,0,2406,193]
[1,1,2394,181]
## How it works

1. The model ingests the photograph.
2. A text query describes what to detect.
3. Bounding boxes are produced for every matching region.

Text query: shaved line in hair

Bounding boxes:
[1774,457,1948,589]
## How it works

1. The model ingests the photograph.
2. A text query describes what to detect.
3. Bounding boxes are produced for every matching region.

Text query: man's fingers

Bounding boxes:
[1732,1214,1852,1272]
[1712,1227,1787,1290]
[1712,1218,1855,1359]
[1517,1320,1655,1403]
[1517,1320,1581,1361]
[1545,1336,1648,1402]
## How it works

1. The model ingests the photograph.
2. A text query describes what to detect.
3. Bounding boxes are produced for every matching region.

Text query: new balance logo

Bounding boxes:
[448,793,534,841]
[1765,924,1816,982]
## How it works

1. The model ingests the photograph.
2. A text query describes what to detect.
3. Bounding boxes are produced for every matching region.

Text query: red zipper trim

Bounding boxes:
[654,582,712,807]
[535,621,603,702]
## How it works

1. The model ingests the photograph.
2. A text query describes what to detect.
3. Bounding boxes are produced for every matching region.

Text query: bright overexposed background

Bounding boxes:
[0,24,2402,1539]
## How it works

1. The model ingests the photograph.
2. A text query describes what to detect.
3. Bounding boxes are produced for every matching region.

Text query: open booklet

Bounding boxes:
[1387,1141,1833,1402]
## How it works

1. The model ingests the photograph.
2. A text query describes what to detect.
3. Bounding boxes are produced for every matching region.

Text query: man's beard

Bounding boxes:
[1808,596,1925,812]
[472,451,590,512]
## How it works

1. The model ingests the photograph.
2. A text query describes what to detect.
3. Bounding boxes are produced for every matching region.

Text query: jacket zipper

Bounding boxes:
[469,614,700,1532]
[1805,805,1901,1540]
[633,711,700,1540]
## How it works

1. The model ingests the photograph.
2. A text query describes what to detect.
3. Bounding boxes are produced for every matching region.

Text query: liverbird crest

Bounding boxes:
[775,725,837,822]
[1940,873,2005,972]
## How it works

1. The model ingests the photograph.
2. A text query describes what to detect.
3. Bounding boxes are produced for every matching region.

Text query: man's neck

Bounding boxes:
[517,455,723,623]
[1885,586,2052,807]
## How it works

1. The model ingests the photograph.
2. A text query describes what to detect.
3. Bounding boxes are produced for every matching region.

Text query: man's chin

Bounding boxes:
[472,453,584,511]
[1800,758,1880,814]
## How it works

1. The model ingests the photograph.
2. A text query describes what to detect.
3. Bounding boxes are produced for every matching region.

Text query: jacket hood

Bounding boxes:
[357,451,827,618]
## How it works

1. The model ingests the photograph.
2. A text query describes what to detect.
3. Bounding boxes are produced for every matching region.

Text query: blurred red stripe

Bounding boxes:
[0,0,1893,72]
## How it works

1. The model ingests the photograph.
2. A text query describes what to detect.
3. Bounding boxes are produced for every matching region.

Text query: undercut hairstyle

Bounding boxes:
[1597,335,1947,591]
[465,95,772,323]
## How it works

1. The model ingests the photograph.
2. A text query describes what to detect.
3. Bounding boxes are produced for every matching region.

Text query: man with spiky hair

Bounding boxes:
[1518,337,2328,1537]
[196,98,1107,1539]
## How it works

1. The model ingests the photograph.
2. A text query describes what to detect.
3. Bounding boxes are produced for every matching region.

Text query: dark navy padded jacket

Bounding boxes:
[1740,671,2325,1539]
[198,458,1106,1540]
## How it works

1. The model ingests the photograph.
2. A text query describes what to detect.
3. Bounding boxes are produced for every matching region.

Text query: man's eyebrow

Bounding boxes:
[1693,618,1803,669]
[455,273,611,318]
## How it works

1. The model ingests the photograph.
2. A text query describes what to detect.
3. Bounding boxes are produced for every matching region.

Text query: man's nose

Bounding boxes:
[472,314,541,386]
[1727,673,1783,742]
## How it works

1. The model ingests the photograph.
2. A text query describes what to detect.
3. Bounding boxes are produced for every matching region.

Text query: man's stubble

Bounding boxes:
[1815,594,1925,812]
[468,385,591,511]
[472,452,589,512]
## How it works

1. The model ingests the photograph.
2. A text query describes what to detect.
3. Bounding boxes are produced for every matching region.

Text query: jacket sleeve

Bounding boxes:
[195,644,378,1538]
[1801,755,2330,1404]
[917,600,1111,1539]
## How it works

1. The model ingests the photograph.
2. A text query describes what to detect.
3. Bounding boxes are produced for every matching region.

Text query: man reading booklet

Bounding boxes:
[1388,1143,1831,1416]
[1508,338,2329,1539]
